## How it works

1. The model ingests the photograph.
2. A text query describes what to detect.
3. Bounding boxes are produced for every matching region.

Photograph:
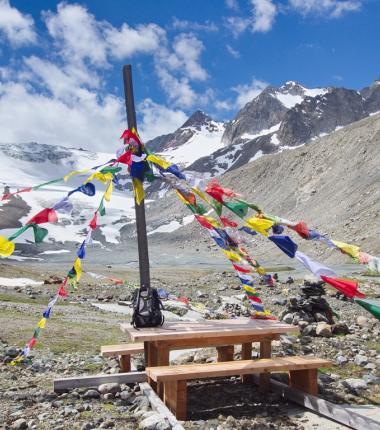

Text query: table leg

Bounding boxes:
[241,343,252,383]
[216,345,234,362]
[157,345,170,399]
[145,342,158,391]
[259,339,271,392]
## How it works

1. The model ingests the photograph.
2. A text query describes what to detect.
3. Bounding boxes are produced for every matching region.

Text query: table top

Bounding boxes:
[121,318,298,342]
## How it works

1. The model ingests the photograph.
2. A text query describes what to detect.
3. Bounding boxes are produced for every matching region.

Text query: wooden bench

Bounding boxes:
[147,356,332,420]
[101,343,144,372]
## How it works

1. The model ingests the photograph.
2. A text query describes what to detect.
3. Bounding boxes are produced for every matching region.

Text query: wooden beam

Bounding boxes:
[54,371,146,393]
[139,382,185,430]
[270,378,380,430]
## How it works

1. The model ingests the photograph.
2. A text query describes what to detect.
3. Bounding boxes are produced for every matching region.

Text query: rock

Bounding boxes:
[364,362,377,371]
[316,322,332,338]
[120,390,134,402]
[83,389,100,399]
[300,336,313,345]
[274,298,287,305]
[138,413,170,430]
[302,324,316,336]
[336,355,348,365]
[81,423,93,430]
[354,354,368,367]
[332,322,349,335]
[283,313,294,324]
[97,291,114,301]
[298,320,309,331]
[11,419,28,430]
[315,313,329,323]
[98,383,121,395]
[5,346,19,358]
[356,316,370,327]
[99,421,115,428]
[343,378,367,391]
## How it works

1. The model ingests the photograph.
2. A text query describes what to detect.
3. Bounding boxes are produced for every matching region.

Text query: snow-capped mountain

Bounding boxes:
[0,143,136,248]
[186,78,380,176]
[145,111,225,167]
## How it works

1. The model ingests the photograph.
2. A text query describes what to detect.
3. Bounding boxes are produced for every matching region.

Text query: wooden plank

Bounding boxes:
[270,378,380,430]
[101,343,144,356]
[139,382,184,430]
[289,368,318,396]
[121,319,299,342]
[153,334,280,349]
[259,339,272,392]
[217,345,234,362]
[157,344,170,399]
[54,371,146,393]
[119,355,131,373]
[164,380,187,421]
[241,342,252,383]
[147,357,332,382]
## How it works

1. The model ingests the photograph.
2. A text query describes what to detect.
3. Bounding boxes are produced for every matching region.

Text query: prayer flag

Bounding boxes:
[220,216,238,228]
[0,236,15,257]
[295,251,337,278]
[245,217,274,236]
[332,240,360,260]
[27,208,58,225]
[289,221,310,239]
[320,276,365,299]
[268,235,298,258]
[132,178,145,205]
[354,298,380,321]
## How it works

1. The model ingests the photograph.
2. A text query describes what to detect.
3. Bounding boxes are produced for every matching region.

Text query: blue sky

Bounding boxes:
[0,0,379,150]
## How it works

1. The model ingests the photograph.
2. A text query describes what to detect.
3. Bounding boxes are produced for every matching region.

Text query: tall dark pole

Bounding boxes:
[122,65,150,289]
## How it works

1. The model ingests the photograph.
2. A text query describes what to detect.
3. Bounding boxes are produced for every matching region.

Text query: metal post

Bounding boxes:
[122,65,150,289]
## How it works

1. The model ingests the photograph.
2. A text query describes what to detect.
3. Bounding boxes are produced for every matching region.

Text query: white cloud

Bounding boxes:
[172,33,208,81]
[171,17,218,32]
[0,81,124,151]
[289,0,362,18]
[138,99,187,141]
[0,0,37,46]
[225,0,240,10]
[224,16,250,38]
[43,3,108,67]
[226,44,240,58]
[105,23,165,59]
[232,77,268,108]
[251,0,277,32]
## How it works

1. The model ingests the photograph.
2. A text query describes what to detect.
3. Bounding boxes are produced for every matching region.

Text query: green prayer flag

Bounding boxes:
[236,198,261,213]
[98,199,106,216]
[33,328,41,339]
[212,201,223,216]
[355,299,380,321]
[100,166,122,174]
[224,201,249,218]
[32,224,48,243]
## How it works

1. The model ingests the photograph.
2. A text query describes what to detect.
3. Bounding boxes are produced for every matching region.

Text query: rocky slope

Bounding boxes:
[143,112,380,264]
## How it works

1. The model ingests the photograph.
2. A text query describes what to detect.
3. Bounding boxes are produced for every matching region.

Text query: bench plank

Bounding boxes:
[147,356,332,382]
[100,343,144,356]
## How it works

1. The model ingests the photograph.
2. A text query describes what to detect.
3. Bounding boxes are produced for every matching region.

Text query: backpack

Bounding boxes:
[131,287,164,329]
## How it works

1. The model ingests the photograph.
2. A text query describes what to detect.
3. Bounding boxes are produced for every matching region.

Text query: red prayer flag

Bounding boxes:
[108,277,124,285]
[58,286,68,297]
[177,297,190,306]
[194,215,214,229]
[89,213,97,230]
[27,208,58,225]
[120,129,141,145]
[247,295,262,304]
[320,276,365,299]
[233,264,251,273]
[115,150,132,166]
[28,337,37,348]
[289,221,310,239]
[205,180,239,203]
[220,216,238,227]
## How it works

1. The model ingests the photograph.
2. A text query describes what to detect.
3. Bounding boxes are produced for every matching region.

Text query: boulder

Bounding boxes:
[83,389,100,399]
[354,355,368,367]
[332,322,349,335]
[316,322,332,338]
[98,383,121,395]
[343,378,367,391]
[356,316,370,327]
[138,414,170,430]
[283,313,294,324]
[11,419,28,430]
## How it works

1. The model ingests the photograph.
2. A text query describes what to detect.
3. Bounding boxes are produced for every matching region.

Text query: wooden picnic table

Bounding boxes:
[121,318,298,396]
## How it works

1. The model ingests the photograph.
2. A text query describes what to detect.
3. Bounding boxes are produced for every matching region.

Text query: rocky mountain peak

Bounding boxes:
[181,110,213,129]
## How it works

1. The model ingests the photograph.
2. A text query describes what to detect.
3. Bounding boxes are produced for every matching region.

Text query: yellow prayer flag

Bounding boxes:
[191,187,210,204]
[146,154,171,170]
[175,190,189,205]
[132,178,145,205]
[332,240,360,259]
[0,236,15,257]
[223,250,241,262]
[245,217,274,237]
[243,284,256,294]
[64,168,91,182]
[37,318,47,329]
[256,266,266,275]
[84,172,113,185]
[104,181,113,202]
[203,215,221,228]
[74,257,82,281]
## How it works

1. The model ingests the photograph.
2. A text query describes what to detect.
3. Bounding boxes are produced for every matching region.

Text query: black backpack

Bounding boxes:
[131,287,164,328]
